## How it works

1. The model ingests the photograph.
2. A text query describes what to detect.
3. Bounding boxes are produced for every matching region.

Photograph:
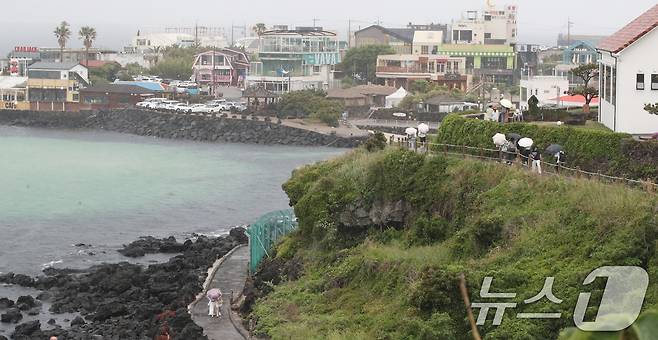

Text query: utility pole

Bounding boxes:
[312,18,319,27]
[194,22,199,48]
[212,46,216,97]
[567,18,574,46]
[347,19,352,48]
[229,24,247,47]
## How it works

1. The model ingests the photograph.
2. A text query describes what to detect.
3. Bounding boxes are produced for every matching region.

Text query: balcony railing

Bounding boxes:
[377,66,466,77]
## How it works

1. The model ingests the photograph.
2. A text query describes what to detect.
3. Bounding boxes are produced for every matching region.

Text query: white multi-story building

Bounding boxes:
[597,4,658,135]
[451,1,518,46]
[246,27,341,93]
[127,27,228,53]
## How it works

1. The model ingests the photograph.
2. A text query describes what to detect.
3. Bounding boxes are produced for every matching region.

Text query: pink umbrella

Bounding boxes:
[207,289,222,301]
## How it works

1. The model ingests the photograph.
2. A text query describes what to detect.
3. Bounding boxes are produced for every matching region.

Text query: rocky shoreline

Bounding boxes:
[0,109,365,148]
[0,228,248,340]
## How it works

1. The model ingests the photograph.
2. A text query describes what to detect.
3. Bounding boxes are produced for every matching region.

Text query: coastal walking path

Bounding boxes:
[190,245,250,340]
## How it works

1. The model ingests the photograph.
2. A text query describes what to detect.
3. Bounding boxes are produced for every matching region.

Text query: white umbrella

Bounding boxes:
[518,137,534,149]
[500,99,513,109]
[492,133,507,146]
[405,127,418,136]
[393,112,407,118]
[417,123,430,134]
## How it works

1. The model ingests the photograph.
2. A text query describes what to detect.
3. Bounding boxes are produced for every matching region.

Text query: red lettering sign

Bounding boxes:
[14,46,39,53]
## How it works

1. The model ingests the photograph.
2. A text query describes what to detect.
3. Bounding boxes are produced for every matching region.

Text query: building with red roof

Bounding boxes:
[597,4,658,135]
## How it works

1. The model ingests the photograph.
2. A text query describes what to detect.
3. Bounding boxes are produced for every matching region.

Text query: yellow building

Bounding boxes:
[0,76,29,110]
[27,62,89,104]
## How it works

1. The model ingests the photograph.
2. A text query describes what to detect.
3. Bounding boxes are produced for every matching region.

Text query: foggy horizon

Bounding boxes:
[1,0,656,52]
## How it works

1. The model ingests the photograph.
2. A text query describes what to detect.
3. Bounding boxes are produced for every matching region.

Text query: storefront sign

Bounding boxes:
[14,46,39,53]
[303,53,341,65]
[9,59,20,76]
[0,101,29,110]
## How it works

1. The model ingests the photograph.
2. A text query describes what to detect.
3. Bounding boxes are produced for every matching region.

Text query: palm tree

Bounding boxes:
[79,26,97,67]
[252,23,267,37]
[53,21,71,62]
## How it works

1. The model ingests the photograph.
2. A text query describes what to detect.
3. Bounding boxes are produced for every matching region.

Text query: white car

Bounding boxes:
[153,100,178,111]
[225,102,247,112]
[173,103,192,113]
[138,98,167,109]
[190,104,211,114]
[163,100,181,112]
[205,103,226,113]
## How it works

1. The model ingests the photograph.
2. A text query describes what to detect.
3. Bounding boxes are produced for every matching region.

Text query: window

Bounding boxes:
[652,74,658,90]
[421,45,429,54]
[600,64,605,100]
[481,57,507,70]
[636,74,645,90]
[610,68,617,105]
[485,33,492,39]
[605,65,612,102]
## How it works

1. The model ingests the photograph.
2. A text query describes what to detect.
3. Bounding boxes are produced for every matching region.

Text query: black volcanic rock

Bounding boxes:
[12,320,40,338]
[0,307,22,323]
[0,227,248,339]
[16,296,38,311]
[118,236,187,258]
[0,297,14,309]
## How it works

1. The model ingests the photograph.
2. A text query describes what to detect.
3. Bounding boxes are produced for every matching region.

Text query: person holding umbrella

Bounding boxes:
[545,144,565,171]
[207,288,223,318]
[530,146,542,175]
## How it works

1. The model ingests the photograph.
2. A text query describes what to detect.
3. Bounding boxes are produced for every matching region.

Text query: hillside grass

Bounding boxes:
[249,148,658,339]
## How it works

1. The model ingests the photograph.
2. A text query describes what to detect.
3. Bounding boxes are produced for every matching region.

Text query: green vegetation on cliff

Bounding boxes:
[248,147,658,339]
[435,115,658,182]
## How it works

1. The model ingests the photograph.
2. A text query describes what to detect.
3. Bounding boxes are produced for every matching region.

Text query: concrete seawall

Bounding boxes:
[0,109,366,148]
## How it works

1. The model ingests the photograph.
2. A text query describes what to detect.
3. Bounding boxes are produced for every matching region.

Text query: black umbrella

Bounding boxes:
[506,133,522,141]
[545,144,563,155]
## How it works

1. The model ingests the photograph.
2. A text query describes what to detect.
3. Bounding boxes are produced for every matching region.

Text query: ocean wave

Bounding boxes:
[42,259,64,268]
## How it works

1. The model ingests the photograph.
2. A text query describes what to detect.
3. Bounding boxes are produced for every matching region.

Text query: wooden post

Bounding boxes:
[459,273,482,340]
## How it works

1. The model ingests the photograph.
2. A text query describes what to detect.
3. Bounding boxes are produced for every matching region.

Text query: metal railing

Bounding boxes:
[246,209,298,274]
[396,141,657,193]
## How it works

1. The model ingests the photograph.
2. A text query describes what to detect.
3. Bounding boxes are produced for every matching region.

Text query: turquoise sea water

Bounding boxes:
[0,126,344,276]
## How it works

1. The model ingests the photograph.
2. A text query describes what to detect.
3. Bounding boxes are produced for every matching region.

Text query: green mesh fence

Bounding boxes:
[247,209,298,274]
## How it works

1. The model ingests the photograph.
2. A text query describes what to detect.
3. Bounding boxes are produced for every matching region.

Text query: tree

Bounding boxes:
[339,45,395,84]
[569,63,599,113]
[275,89,344,127]
[79,26,97,67]
[53,21,71,63]
[89,62,122,84]
[252,23,267,37]
[645,103,658,115]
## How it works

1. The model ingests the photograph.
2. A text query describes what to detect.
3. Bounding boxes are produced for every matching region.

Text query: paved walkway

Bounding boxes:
[191,246,250,340]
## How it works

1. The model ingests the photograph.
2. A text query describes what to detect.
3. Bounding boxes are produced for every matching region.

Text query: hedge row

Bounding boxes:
[434,114,658,181]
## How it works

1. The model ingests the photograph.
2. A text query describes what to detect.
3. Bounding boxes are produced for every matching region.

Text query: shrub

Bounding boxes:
[406,214,450,246]
[435,114,658,181]
[362,132,387,152]
[275,89,344,126]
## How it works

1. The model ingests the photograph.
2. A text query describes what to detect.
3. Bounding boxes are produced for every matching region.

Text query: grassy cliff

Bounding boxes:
[247,148,658,339]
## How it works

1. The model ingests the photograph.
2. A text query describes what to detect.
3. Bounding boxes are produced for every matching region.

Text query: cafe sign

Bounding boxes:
[303,52,341,65]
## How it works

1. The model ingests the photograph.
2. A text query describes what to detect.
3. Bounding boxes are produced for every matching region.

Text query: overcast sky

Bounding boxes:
[1,0,656,52]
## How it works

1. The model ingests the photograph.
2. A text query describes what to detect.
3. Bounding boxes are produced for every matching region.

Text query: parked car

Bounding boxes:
[190,104,211,114]
[137,97,167,109]
[226,102,247,112]
[172,102,192,113]
[163,101,182,112]
[205,103,226,113]
[152,100,178,111]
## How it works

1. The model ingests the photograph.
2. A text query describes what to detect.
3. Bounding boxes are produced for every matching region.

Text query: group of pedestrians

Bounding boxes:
[500,140,543,174]
[485,104,524,123]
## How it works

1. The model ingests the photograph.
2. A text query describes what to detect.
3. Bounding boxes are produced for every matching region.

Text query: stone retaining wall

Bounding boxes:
[0,109,365,148]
